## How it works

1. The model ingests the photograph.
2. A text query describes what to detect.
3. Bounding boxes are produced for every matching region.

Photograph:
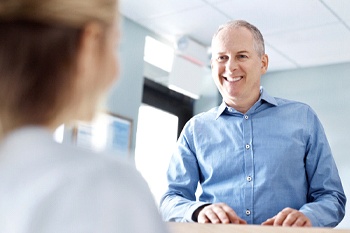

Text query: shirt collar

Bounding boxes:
[216,87,278,119]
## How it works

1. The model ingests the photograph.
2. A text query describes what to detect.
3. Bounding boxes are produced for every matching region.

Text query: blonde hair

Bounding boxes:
[0,0,118,136]
[0,0,117,27]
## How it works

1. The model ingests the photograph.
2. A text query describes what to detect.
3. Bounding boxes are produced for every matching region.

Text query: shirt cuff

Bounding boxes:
[184,202,211,222]
[300,207,320,227]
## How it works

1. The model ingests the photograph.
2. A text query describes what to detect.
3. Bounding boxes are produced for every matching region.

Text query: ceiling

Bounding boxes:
[119,0,350,73]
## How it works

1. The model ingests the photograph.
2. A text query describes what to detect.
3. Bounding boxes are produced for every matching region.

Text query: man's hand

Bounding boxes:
[195,203,247,224]
[261,207,312,227]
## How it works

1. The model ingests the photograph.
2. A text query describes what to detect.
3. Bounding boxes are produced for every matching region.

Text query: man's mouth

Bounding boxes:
[223,76,243,82]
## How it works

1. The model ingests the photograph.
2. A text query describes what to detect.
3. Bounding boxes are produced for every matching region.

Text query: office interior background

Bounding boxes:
[57,0,350,228]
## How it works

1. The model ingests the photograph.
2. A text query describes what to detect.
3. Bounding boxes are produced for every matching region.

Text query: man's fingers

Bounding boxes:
[221,204,247,224]
[292,217,309,227]
[211,205,230,223]
[198,203,246,224]
[291,214,312,227]
[238,218,248,224]
[262,208,312,227]
[273,208,293,226]
[198,204,230,224]
[197,214,210,224]
[282,212,298,226]
[199,207,221,223]
[261,217,275,226]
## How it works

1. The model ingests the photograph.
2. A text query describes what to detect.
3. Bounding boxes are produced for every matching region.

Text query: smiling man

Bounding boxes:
[211,22,268,114]
[159,20,346,227]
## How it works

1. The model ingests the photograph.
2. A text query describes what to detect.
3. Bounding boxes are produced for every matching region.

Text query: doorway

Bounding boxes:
[135,104,178,205]
[135,78,194,205]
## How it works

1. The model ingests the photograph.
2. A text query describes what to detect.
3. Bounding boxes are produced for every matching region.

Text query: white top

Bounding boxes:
[0,127,169,233]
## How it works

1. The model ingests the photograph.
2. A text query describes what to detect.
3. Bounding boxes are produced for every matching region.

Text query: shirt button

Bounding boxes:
[244,115,249,120]
[247,176,252,182]
[246,209,251,216]
[245,144,250,150]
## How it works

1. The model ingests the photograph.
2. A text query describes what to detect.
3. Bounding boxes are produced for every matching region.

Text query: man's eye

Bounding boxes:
[217,56,228,62]
[238,54,248,59]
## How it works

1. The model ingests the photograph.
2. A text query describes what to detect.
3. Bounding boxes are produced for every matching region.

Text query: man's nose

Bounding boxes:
[225,58,238,72]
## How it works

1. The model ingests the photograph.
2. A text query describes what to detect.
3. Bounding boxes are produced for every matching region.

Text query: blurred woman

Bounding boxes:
[0,0,168,232]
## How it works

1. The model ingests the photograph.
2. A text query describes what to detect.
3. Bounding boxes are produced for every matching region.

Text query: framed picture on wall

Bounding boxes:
[73,112,132,157]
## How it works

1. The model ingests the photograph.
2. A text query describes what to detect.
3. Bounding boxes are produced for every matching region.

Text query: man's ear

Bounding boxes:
[261,54,269,74]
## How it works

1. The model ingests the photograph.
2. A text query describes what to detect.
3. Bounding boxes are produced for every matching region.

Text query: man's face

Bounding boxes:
[211,26,268,108]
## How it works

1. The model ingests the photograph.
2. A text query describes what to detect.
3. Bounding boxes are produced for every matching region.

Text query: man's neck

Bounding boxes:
[225,92,261,114]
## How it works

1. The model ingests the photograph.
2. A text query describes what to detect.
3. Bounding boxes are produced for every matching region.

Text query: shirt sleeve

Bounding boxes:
[299,107,346,227]
[159,121,211,222]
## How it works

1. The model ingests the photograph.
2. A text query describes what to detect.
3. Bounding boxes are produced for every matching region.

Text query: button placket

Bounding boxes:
[242,112,253,223]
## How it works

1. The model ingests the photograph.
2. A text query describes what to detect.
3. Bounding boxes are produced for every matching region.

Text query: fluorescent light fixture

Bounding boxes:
[143,36,174,72]
[168,84,199,99]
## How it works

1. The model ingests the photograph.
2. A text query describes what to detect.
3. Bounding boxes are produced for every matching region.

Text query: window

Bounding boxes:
[143,36,174,72]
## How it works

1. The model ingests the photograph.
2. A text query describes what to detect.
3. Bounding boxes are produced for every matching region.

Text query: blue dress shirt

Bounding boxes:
[160,87,346,227]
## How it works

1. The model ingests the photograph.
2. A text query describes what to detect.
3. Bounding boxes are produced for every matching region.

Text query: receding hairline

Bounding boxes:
[211,20,265,57]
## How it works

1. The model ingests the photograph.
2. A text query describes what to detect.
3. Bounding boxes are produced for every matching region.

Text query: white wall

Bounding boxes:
[261,62,350,229]
[105,17,179,153]
[194,69,220,114]
[104,17,150,150]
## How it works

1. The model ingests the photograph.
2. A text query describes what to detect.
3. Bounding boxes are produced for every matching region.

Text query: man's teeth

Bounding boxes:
[225,76,242,82]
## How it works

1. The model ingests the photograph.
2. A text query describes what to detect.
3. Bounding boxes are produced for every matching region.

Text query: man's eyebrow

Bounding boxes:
[213,50,250,54]
[237,50,249,54]
[213,51,226,55]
